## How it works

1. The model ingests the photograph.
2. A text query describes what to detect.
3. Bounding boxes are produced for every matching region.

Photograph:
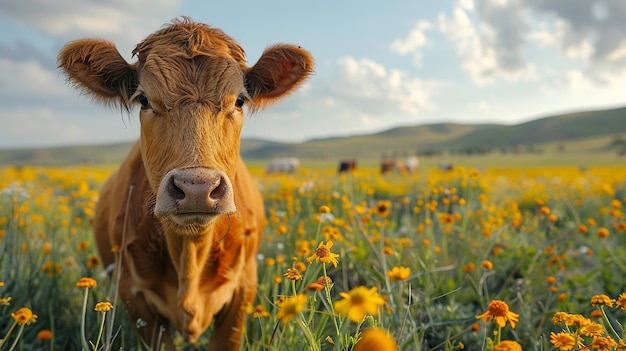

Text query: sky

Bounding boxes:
[1,0,626,149]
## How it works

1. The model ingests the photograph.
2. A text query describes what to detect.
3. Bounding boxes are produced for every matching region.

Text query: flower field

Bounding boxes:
[0,163,625,350]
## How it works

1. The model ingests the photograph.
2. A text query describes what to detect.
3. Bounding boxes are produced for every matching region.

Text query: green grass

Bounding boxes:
[1,163,626,350]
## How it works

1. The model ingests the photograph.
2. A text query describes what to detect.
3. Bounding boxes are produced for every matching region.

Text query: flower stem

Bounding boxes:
[93,312,107,351]
[0,321,18,349]
[322,263,342,340]
[6,324,24,351]
[80,288,90,351]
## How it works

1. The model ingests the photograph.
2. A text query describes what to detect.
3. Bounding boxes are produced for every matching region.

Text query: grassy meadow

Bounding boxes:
[0,155,625,351]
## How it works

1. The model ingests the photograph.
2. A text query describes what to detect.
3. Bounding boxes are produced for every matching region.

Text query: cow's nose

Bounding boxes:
[156,168,236,221]
[169,172,226,209]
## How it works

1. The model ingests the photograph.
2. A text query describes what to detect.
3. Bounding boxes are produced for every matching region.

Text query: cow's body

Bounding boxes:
[59,17,313,350]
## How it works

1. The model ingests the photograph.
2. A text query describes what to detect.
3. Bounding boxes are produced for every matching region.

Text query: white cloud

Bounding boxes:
[332,56,438,114]
[390,22,430,54]
[1,0,181,58]
[0,59,69,98]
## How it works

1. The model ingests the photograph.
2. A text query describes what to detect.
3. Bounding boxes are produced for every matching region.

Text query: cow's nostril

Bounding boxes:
[209,177,228,202]
[168,176,186,201]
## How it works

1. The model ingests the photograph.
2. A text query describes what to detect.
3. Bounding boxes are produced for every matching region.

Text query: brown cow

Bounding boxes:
[58,17,313,350]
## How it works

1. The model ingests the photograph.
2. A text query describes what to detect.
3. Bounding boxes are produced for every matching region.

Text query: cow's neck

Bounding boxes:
[164,230,213,291]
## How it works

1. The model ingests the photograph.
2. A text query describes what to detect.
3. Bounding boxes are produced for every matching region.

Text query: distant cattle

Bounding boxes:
[338,159,357,173]
[265,157,300,174]
[380,159,397,174]
[58,17,313,350]
[381,156,419,175]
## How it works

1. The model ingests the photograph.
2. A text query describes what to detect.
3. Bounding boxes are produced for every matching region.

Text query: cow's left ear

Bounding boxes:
[245,44,314,110]
[58,39,138,111]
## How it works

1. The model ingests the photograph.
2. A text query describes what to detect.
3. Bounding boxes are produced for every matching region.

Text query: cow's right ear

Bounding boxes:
[58,39,138,111]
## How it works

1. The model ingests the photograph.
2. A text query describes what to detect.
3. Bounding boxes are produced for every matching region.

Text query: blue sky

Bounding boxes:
[1,0,626,148]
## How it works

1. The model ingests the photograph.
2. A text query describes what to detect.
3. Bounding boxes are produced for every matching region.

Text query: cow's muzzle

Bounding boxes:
[154,168,236,227]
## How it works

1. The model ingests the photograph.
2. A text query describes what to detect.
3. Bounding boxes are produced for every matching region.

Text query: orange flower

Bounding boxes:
[37,329,53,340]
[353,328,396,351]
[306,241,340,268]
[75,277,97,288]
[476,300,519,329]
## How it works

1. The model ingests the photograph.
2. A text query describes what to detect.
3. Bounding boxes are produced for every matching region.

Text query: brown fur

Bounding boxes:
[58,17,313,350]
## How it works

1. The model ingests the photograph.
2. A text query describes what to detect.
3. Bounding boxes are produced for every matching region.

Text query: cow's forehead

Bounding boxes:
[138,52,246,111]
[133,20,247,67]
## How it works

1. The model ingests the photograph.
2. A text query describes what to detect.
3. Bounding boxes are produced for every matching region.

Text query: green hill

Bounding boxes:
[1,106,625,166]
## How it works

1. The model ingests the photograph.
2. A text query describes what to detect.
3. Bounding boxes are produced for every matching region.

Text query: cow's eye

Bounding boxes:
[235,95,246,108]
[138,93,151,109]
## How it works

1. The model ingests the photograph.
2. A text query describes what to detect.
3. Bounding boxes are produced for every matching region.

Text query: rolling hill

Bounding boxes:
[1,106,625,166]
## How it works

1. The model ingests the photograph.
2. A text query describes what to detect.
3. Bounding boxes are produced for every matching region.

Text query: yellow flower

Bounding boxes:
[374,200,392,217]
[386,266,411,282]
[319,205,331,214]
[86,255,100,269]
[284,268,303,281]
[0,296,12,305]
[616,293,626,310]
[75,277,97,288]
[591,294,614,307]
[276,294,308,324]
[589,336,617,350]
[550,332,577,351]
[580,321,605,338]
[12,307,38,325]
[334,286,385,322]
[493,340,522,351]
[353,328,397,351]
[306,241,340,268]
[476,300,519,329]
[94,301,113,312]
[481,260,493,270]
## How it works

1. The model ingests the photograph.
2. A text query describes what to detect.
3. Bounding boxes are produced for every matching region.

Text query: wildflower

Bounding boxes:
[294,261,307,272]
[375,200,392,217]
[591,294,614,307]
[540,206,551,215]
[317,276,333,286]
[284,268,302,281]
[306,282,324,291]
[77,241,90,250]
[250,304,270,318]
[86,255,100,268]
[94,301,113,312]
[481,260,493,270]
[493,340,522,351]
[476,300,519,329]
[0,296,11,305]
[463,262,476,273]
[616,293,626,310]
[319,205,331,214]
[353,328,396,351]
[334,286,385,322]
[590,309,604,318]
[386,266,411,282]
[590,336,617,350]
[75,277,97,288]
[37,329,53,340]
[306,241,340,268]
[12,307,38,325]
[550,332,576,351]
[580,321,604,338]
[276,294,307,323]
[597,227,610,238]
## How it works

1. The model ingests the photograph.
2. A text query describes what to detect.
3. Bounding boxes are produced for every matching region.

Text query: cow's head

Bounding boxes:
[59,18,313,231]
